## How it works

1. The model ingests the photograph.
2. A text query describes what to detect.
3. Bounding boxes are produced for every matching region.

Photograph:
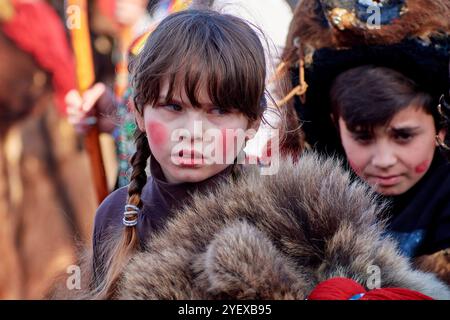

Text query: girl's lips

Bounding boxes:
[179,149,203,159]
[177,158,203,166]
[171,150,205,166]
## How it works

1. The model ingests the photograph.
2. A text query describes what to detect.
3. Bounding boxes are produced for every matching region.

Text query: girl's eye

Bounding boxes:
[209,107,230,115]
[162,104,183,112]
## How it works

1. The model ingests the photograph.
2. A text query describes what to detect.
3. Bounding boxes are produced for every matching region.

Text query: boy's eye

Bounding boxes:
[352,132,373,144]
[393,132,414,143]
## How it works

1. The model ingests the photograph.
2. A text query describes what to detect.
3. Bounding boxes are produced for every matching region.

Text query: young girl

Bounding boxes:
[66,0,302,189]
[90,9,268,298]
[329,66,450,281]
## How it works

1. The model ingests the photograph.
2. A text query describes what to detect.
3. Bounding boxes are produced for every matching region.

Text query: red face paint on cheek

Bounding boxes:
[415,160,429,174]
[147,121,168,147]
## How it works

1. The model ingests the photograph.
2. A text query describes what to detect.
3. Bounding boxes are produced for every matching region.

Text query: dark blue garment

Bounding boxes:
[388,230,425,257]
[91,157,235,285]
[384,152,450,257]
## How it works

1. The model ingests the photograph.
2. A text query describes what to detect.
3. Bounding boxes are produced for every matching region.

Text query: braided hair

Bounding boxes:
[92,9,270,299]
[92,130,150,299]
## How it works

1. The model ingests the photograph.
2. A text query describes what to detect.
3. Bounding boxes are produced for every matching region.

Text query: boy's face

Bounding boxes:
[339,105,445,196]
[137,79,255,184]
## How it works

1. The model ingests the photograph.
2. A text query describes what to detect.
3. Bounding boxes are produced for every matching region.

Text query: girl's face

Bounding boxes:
[339,105,445,196]
[137,79,255,184]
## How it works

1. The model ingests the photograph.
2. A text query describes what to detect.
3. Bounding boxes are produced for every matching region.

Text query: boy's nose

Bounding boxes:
[371,144,397,169]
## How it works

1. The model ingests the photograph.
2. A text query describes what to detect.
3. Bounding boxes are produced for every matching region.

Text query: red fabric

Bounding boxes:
[308,277,433,300]
[1,0,76,114]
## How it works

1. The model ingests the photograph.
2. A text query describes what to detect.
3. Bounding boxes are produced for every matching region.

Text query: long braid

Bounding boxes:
[93,129,150,299]
[126,130,150,211]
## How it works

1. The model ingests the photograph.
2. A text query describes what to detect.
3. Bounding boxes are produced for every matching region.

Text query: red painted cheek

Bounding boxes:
[147,121,168,147]
[415,161,430,174]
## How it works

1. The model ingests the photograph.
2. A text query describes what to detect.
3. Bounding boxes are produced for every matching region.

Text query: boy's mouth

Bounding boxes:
[366,174,402,187]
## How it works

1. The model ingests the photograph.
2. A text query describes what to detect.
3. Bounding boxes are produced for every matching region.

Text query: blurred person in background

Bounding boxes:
[0,0,98,299]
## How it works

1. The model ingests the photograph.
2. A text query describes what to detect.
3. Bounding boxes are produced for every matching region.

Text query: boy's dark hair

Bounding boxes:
[330,65,438,134]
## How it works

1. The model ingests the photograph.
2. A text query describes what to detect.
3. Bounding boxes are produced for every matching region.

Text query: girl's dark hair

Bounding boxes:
[131,9,267,121]
[330,65,440,134]
[94,9,268,299]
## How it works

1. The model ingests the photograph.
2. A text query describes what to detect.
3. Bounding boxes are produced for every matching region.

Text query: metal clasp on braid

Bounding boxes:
[123,204,140,227]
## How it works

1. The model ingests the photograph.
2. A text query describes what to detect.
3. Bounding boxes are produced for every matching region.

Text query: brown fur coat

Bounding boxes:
[115,153,450,300]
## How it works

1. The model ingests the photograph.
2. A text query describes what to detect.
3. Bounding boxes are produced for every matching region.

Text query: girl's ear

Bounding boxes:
[248,117,262,131]
[249,119,261,132]
[136,115,145,132]
[245,119,261,141]
[129,99,146,132]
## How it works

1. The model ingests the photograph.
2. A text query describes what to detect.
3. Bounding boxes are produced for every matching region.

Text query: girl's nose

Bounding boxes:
[183,111,206,143]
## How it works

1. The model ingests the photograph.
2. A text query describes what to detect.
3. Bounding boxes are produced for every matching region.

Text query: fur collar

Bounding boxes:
[117,153,450,299]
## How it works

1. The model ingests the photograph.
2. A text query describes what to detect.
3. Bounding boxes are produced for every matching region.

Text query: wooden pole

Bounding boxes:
[67,0,108,203]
